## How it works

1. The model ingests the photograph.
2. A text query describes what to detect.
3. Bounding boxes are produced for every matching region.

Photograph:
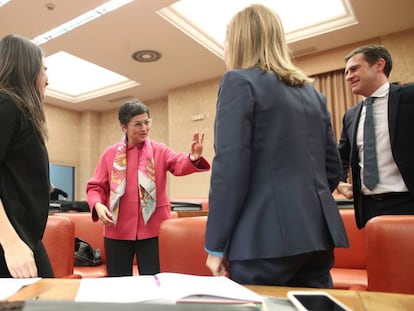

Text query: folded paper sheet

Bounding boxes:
[75,273,263,304]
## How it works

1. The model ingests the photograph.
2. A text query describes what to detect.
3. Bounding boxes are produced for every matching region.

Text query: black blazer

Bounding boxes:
[338,83,414,228]
[206,68,348,261]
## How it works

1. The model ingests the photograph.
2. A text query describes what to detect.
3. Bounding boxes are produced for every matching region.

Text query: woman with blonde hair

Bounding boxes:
[205,4,348,288]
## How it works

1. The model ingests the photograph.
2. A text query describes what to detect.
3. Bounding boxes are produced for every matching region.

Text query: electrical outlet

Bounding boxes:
[191,114,205,121]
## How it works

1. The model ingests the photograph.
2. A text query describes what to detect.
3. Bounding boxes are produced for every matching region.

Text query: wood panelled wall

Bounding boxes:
[45,28,414,201]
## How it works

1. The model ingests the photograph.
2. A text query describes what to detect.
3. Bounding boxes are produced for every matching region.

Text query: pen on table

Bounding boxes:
[154,275,161,287]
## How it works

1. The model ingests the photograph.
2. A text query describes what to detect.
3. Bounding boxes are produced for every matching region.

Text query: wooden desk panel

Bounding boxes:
[358,290,414,311]
[8,279,79,302]
[7,279,414,311]
[244,285,414,311]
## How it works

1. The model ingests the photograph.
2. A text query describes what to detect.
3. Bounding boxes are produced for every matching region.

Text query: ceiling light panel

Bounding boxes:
[0,0,11,8]
[158,0,356,58]
[45,51,138,103]
[32,0,134,45]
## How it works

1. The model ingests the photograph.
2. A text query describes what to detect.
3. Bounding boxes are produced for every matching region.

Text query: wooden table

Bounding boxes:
[6,278,414,310]
[244,285,414,311]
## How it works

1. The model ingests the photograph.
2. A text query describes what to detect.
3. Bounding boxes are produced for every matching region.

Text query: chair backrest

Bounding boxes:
[63,212,106,263]
[334,208,366,269]
[43,215,75,277]
[366,215,414,294]
[159,216,211,276]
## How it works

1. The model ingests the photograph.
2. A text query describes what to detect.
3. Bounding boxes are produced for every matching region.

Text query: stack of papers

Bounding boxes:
[75,273,263,305]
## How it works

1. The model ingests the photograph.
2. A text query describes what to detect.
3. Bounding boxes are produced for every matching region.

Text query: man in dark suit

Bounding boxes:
[337,45,414,228]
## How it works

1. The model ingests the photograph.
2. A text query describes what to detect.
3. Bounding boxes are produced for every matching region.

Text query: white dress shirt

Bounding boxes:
[356,82,408,194]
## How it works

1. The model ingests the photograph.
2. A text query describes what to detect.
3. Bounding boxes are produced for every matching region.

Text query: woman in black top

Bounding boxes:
[0,34,54,278]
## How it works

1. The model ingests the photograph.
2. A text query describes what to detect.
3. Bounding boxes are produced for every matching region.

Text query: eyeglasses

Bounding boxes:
[128,119,152,129]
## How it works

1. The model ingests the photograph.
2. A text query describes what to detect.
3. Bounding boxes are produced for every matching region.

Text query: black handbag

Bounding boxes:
[74,237,102,266]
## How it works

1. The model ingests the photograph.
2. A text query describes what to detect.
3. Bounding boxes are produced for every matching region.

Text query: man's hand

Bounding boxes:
[336,182,353,200]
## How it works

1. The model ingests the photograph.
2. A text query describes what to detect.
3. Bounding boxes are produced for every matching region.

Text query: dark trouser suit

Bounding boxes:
[361,192,414,227]
[229,250,334,288]
[104,237,159,276]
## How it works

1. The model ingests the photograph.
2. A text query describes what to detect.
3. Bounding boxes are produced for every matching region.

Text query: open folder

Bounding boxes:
[75,273,263,305]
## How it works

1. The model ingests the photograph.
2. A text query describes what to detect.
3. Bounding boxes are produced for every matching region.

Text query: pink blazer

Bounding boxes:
[86,140,210,240]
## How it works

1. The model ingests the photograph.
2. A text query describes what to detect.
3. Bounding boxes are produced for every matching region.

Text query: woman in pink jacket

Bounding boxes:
[86,100,210,276]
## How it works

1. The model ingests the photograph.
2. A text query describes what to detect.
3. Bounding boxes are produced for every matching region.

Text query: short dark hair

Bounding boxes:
[345,45,392,77]
[118,99,150,125]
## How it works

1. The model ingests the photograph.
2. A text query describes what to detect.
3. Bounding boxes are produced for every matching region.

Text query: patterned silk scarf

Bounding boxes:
[109,137,156,225]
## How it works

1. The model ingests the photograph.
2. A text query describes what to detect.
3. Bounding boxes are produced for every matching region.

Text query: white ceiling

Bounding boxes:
[1,0,414,112]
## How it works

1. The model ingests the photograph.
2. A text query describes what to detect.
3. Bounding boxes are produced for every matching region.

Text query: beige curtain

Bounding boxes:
[312,69,360,141]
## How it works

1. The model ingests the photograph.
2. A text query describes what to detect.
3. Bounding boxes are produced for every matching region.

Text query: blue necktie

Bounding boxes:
[363,97,378,190]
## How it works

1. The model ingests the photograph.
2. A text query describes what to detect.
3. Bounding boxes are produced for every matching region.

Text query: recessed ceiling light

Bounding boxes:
[132,50,162,63]
[24,0,138,105]
[158,0,357,58]
[0,0,11,8]
[45,51,139,103]
[32,0,133,45]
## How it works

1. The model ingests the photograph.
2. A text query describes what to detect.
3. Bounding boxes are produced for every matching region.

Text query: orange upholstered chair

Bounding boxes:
[330,208,367,289]
[63,212,108,278]
[64,212,142,277]
[159,216,211,276]
[43,215,78,278]
[364,215,414,294]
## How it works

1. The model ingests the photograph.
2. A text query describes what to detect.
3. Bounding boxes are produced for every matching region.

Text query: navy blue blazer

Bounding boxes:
[206,68,348,261]
[338,83,414,228]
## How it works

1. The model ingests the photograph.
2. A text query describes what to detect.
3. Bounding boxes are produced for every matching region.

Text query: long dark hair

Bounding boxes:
[0,34,48,141]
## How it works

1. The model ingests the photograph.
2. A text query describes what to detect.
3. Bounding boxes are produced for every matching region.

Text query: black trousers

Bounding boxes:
[104,237,160,276]
[0,240,54,278]
[362,192,414,227]
[229,250,334,288]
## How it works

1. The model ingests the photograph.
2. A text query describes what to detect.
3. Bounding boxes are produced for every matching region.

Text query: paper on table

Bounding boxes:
[155,273,263,304]
[75,273,263,304]
[0,278,41,300]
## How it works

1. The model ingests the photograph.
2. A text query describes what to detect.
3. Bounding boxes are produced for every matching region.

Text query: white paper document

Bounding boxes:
[75,273,263,304]
[0,278,40,300]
